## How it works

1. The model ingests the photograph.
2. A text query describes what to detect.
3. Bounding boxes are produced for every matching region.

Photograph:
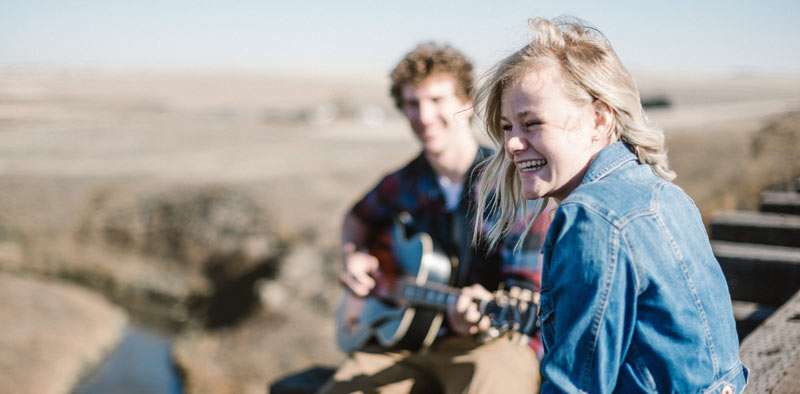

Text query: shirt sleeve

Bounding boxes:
[499,199,552,288]
[539,203,639,393]
[350,173,400,228]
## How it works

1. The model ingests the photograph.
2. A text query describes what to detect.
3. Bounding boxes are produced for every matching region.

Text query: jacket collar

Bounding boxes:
[580,141,638,185]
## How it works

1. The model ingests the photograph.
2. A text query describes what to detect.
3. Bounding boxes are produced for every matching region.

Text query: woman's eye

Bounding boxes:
[500,124,512,133]
[525,121,542,130]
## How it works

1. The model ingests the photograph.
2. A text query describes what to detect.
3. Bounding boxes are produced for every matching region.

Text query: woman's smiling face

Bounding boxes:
[501,64,612,201]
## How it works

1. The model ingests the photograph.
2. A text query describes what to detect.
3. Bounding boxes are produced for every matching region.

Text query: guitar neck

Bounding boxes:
[389,279,539,338]
[397,281,461,312]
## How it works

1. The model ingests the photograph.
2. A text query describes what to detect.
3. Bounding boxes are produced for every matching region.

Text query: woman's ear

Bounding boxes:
[591,99,615,143]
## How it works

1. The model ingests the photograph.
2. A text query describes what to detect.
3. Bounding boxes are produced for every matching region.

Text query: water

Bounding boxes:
[73,325,183,394]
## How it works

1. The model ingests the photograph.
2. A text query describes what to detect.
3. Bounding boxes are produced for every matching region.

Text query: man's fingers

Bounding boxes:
[365,255,379,272]
[349,252,379,271]
[465,306,482,324]
[352,270,376,291]
[469,283,493,299]
[338,271,371,297]
[456,292,472,314]
[450,284,502,336]
[340,250,380,297]
[462,305,493,335]
[477,315,491,332]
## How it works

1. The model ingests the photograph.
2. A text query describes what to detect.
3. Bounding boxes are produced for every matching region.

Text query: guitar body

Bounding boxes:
[336,224,453,353]
[374,231,452,350]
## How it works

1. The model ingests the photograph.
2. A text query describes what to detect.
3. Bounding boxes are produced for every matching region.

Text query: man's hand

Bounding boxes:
[447,284,493,336]
[338,243,379,297]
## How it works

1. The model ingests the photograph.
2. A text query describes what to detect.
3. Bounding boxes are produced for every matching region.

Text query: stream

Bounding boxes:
[72,325,183,394]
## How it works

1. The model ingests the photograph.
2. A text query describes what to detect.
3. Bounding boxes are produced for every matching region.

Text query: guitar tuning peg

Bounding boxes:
[518,289,533,303]
[397,211,412,224]
[508,285,521,299]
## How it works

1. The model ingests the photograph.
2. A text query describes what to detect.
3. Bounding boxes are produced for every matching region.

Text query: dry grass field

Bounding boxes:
[2,69,798,228]
[1,68,798,391]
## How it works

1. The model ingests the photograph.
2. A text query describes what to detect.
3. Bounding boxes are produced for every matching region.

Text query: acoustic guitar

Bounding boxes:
[335,217,538,353]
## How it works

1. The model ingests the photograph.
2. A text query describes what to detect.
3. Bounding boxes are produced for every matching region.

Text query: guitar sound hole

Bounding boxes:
[380,299,401,308]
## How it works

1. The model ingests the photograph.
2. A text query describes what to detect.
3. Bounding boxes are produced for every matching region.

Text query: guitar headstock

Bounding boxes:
[479,286,540,343]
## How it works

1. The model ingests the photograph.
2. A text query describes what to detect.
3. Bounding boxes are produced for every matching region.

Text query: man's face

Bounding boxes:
[400,74,473,155]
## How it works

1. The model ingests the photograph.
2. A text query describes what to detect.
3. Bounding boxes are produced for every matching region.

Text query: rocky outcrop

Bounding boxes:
[78,183,279,276]
[22,182,287,329]
[0,273,126,394]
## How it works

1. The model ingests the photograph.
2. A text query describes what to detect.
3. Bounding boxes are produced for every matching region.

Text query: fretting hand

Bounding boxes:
[338,243,379,297]
[447,283,493,336]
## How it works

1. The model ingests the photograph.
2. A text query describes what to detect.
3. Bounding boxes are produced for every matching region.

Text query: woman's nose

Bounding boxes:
[506,135,526,154]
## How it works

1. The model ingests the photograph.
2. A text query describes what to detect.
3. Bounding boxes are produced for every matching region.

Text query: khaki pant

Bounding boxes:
[318,336,540,394]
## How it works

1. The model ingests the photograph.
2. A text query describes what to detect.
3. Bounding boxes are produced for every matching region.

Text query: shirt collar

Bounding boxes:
[580,141,638,185]
[417,145,490,184]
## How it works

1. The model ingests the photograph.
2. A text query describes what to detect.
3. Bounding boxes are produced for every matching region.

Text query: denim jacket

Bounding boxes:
[539,142,748,393]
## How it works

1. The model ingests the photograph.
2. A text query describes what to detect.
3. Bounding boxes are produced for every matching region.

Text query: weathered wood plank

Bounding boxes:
[761,191,800,216]
[739,289,800,393]
[711,211,800,248]
[769,357,800,394]
[713,241,800,306]
[732,301,777,340]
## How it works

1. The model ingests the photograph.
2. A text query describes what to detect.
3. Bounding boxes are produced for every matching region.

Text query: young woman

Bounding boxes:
[474,17,748,393]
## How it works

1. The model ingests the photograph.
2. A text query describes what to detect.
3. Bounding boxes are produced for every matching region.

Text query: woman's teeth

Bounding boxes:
[517,159,547,172]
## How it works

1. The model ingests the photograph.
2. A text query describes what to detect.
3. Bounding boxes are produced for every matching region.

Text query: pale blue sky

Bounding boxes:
[2,1,798,75]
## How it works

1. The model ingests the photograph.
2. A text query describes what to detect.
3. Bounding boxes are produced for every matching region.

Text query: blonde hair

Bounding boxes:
[474,17,675,250]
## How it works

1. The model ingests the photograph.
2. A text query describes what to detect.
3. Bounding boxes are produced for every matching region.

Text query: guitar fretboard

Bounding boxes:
[399,281,460,311]
[390,278,539,338]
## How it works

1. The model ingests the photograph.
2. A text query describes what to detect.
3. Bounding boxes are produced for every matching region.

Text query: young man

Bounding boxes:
[321,43,551,394]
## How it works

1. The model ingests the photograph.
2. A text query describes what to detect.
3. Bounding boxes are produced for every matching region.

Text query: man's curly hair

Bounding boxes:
[389,42,474,109]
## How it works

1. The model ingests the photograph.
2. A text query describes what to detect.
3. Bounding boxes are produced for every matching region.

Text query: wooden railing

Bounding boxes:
[738,289,800,393]
[711,177,800,392]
